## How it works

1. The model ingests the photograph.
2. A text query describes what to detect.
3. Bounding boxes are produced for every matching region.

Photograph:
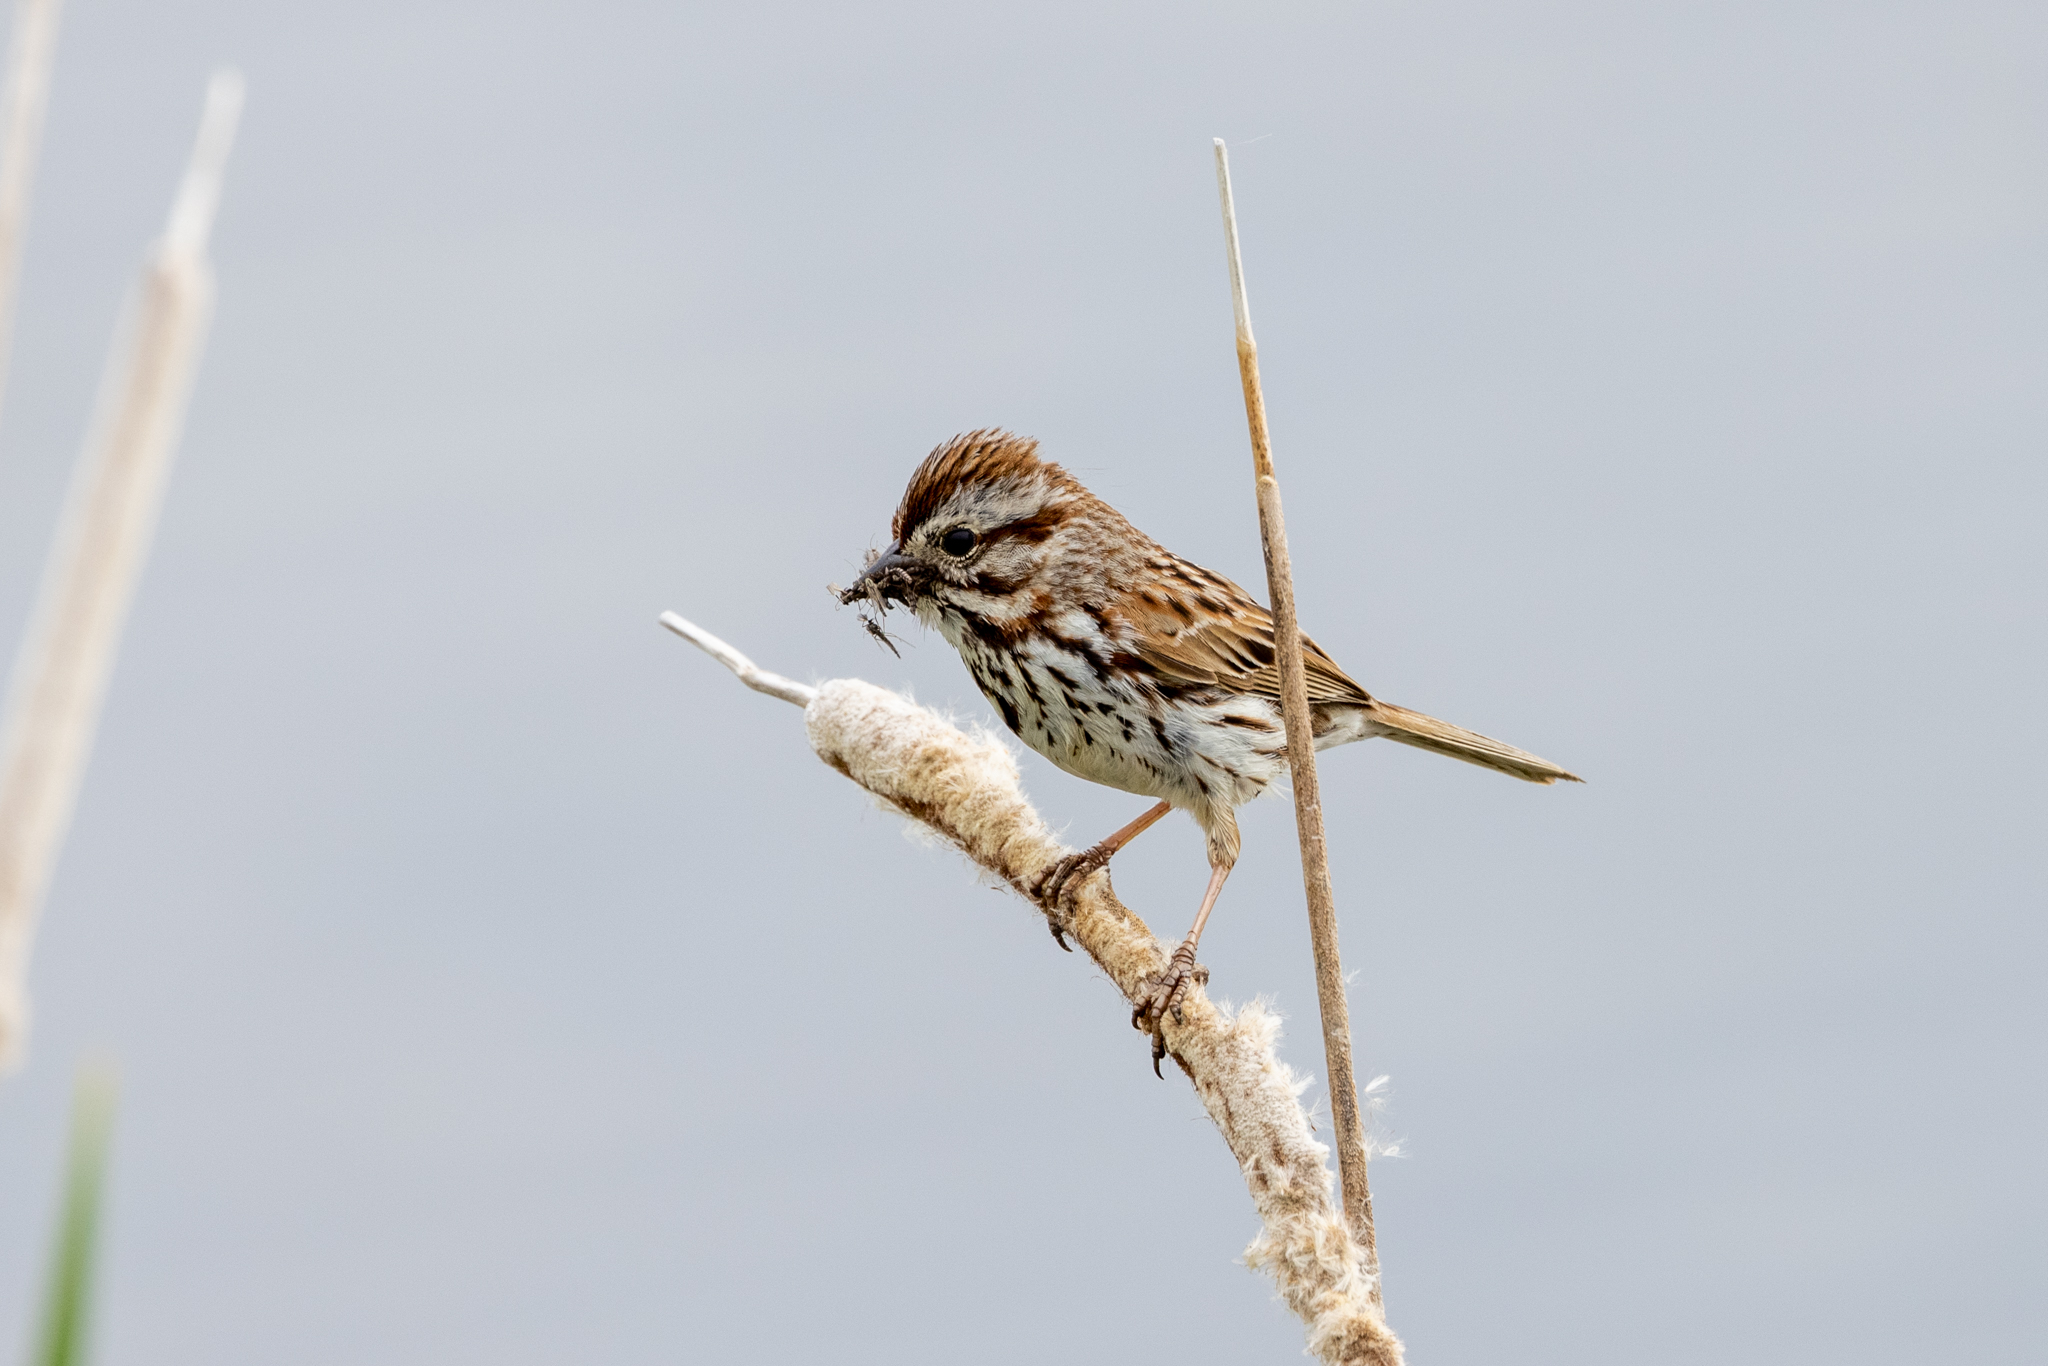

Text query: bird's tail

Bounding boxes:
[1364,700,1582,785]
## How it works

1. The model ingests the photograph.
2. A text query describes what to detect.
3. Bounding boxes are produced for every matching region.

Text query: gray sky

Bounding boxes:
[0,2,2041,1361]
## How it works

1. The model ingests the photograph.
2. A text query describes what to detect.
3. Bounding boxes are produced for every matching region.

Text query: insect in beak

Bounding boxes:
[847,541,919,602]
[833,540,919,656]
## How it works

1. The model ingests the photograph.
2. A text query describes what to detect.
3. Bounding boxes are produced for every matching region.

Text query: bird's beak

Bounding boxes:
[851,540,920,601]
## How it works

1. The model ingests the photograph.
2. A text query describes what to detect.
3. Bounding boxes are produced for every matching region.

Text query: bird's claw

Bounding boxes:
[1130,940,1208,1077]
[1031,847,1113,952]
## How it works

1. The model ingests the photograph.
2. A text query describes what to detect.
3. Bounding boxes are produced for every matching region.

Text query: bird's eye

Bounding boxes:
[939,527,978,557]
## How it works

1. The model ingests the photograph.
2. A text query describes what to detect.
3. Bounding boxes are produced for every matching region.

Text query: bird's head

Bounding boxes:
[839,430,1102,629]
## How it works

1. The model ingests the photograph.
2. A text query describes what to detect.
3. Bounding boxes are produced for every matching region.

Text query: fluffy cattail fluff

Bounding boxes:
[803,677,1403,1365]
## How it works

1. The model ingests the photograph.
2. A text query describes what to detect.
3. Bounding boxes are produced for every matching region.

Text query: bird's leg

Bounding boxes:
[1133,858,1232,1077]
[1032,799,1173,949]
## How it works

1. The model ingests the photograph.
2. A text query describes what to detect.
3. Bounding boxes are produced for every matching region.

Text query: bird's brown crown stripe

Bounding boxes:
[893,429,1084,541]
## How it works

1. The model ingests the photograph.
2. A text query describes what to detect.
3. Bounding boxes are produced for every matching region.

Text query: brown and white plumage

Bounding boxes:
[845,430,1578,1062]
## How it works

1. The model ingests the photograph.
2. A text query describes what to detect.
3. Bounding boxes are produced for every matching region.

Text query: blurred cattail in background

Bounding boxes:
[0,70,241,1069]
[0,0,64,431]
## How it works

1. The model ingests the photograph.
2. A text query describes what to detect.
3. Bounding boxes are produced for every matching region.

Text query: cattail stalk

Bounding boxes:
[0,71,242,1068]
[0,0,63,421]
[1213,137,1384,1310]
[661,612,1404,1365]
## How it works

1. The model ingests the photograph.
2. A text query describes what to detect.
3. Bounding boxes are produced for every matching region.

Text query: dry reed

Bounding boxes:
[661,612,1404,1366]
[1213,136,1384,1306]
[0,71,242,1067]
[0,0,63,421]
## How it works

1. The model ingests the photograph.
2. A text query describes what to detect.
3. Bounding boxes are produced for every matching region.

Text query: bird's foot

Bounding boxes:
[1030,845,1115,951]
[1131,938,1209,1078]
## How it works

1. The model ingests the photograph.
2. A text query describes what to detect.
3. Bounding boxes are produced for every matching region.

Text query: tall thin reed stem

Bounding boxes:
[0,0,64,426]
[1213,137,1383,1311]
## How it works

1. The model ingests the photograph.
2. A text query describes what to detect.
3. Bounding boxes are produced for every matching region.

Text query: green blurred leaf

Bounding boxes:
[30,1065,117,1366]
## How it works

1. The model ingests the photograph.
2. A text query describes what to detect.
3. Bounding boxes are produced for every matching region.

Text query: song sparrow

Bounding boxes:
[842,430,1578,1070]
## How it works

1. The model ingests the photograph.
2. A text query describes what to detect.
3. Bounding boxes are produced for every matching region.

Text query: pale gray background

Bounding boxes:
[0,2,2041,1361]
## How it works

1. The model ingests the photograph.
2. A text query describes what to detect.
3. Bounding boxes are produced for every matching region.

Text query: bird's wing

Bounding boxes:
[1120,563,1373,705]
